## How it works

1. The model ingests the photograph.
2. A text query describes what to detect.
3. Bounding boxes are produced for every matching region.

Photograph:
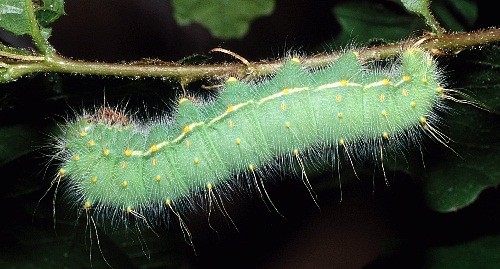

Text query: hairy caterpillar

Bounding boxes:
[47,46,451,246]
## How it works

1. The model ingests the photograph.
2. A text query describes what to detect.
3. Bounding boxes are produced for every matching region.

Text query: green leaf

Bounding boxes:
[0,124,39,166]
[423,109,500,212]
[332,1,426,47]
[40,25,52,40]
[457,45,500,112]
[34,0,65,27]
[424,235,500,269]
[432,0,477,31]
[423,153,500,213]
[400,0,445,35]
[172,0,275,39]
[400,0,430,16]
[330,0,475,49]
[0,0,64,42]
[423,45,500,212]
[0,0,32,36]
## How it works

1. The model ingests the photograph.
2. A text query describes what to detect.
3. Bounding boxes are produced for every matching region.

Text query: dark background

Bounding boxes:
[1,0,499,268]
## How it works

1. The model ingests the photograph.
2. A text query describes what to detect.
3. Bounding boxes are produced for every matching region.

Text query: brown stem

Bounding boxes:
[1,29,500,84]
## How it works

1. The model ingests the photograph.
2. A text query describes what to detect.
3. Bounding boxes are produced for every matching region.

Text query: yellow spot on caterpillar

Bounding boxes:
[179,98,188,104]
[293,149,299,156]
[291,58,301,63]
[421,77,428,83]
[411,101,417,108]
[79,131,87,137]
[194,157,199,164]
[420,117,427,123]
[381,110,387,117]
[379,94,385,101]
[156,175,161,181]
[236,138,241,145]
[282,88,290,94]
[74,155,79,161]
[122,181,127,188]
[84,201,91,209]
[339,139,345,145]
[151,145,158,152]
[227,105,234,112]
[403,75,410,82]
[227,77,238,82]
[249,164,255,171]
[402,89,408,96]
[88,140,95,147]
[340,80,348,86]
[58,168,65,177]
[336,95,341,102]
[122,161,127,169]
[437,86,443,93]
[281,102,286,111]
[383,132,389,139]
[126,207,132,213]
[165,199,171,205]
[353,51,359,58]
[285,122,291,128]
[152,158,157,166]
[103,149,110,156]
[91,177,97,183]
[206,183,213,189]
[382,78,390,85]
[125,149,132,156]
[338,113,343,119]
[183,125,190,133]
[186,140,191,147]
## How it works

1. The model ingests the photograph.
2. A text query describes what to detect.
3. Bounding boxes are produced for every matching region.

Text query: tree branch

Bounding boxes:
[1,28,500,84]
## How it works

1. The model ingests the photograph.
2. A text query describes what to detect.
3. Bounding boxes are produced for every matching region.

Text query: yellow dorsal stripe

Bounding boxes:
[125,78,407,157]
[316,81,361,91]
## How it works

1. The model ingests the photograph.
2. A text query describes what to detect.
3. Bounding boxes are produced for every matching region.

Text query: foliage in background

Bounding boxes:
[0,0,499,268]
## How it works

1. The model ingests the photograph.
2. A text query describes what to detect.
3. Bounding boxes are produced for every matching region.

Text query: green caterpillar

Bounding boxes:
[50,47,447,233]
